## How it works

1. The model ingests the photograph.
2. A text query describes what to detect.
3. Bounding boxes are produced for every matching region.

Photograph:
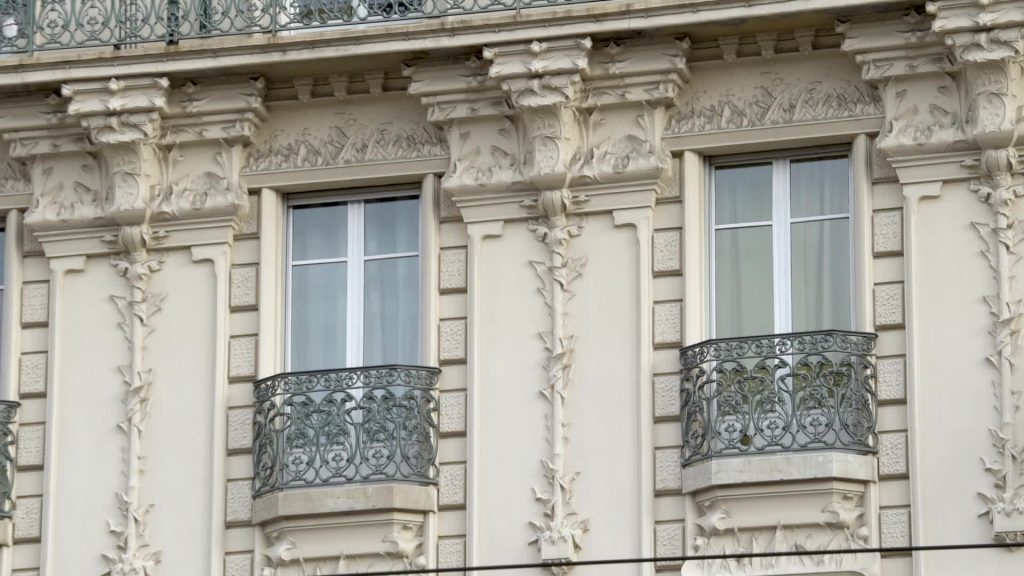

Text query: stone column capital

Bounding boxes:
[0,76,267,241]
[407,37,689,210]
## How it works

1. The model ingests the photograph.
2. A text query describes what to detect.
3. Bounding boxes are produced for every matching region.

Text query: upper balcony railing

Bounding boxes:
[252,365,440,498]
[0,401,18,519]
[679,330,878,467]
[0,0,601,54]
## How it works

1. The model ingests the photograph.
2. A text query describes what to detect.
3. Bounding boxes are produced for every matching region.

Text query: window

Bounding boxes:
[710,151,853,338]
[287,194,420,371]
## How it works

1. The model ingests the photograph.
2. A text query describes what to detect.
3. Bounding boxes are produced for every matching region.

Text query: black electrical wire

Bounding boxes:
[315,541,1024,576]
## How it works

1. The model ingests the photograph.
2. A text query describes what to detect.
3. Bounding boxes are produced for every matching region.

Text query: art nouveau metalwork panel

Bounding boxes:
[680,330,878,466]
[252,365,439,497]
[0,0,601,54]
[0,401,17,519]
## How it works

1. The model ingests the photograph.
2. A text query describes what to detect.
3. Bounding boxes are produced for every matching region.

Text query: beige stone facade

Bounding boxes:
[0,1,1018,575]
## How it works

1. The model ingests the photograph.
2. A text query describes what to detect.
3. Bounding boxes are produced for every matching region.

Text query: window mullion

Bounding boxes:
[284,208,294,371]
[348,203,362,368]
[775,158,793,334]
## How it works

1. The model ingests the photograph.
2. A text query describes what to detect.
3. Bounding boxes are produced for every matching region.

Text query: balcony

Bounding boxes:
[251,364,440,498]
[0,401,16,520]
[0,0,602,54]
[679,330,878,467]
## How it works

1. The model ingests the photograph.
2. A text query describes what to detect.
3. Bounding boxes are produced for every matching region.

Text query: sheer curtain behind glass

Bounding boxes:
[714,163,774,338]
[790,157,852,332]
[290,204,348,371]
[712,154,852,338]
[288,196,420,372]
[363,197,419,366]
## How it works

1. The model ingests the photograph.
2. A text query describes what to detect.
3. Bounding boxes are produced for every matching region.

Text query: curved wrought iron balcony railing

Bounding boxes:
[0,401,18,519]
[679,330,878,467]
[0,0,604,54]
[252,365,439,498]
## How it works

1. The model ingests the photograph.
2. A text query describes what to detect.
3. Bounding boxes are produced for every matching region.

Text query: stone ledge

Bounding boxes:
[253,482,437,525]
[682,451,877,493]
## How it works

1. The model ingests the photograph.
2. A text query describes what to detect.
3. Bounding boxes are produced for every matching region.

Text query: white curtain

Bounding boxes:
[789,157,851,332]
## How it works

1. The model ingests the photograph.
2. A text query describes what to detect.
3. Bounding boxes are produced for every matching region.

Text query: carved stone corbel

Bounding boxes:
[838,10,967,157]
[405,57,518,197]
[484,38,592,191]
[582,38,690,192]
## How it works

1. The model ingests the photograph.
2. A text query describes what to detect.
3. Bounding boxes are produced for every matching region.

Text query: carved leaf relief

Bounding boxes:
[244,106,447,173]
[666,65,881,135]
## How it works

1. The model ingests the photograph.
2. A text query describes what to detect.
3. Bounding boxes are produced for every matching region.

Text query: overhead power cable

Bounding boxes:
[317,541,1024,576]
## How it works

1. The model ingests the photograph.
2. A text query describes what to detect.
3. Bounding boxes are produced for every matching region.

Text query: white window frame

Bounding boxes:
[708,147,856,338]
[285,188,422,370]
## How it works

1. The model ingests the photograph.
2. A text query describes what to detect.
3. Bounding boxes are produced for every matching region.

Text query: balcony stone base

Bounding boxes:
[682,452,877,494]
[683,452,880,576]
[254,483,437,575]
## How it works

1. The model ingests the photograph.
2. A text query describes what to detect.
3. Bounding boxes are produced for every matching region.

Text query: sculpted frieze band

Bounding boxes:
[243,106,448,174]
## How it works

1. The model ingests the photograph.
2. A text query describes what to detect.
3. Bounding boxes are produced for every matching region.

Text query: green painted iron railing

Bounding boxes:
[680,330,878,466]
[252,365,439,497]
[0,0,601,54]
[0,401,17,519]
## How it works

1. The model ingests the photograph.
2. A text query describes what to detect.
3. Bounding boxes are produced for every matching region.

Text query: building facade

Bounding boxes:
[0,0,1017,575]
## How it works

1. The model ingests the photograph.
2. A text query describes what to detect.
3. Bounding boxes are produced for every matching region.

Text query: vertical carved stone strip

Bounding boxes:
[526,189,589,570]
[102,225,166,575]
[970,147,1024,542]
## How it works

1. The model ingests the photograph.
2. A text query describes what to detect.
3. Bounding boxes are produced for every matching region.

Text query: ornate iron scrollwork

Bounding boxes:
[252,365,440,498]
[0,0,599,54]
[0,400,18,519]
[679,330,878,466]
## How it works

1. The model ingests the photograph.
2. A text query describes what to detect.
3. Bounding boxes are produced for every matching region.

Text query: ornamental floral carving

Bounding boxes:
[101,224,167,576]
[969,147,1024,542]
[664,73,881,135]
[525,188,590,570]
[261,524,426,575]
[684,495,875,576]
[243,108,447,173]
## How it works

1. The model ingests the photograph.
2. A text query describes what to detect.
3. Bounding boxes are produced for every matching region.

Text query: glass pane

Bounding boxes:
[365,197,419,256]
[0,230,5,286]
[363,256,419,365]
[714,163,773,225]
[791,219,852,331]
[290,262,347,371]
[715,227,773,338]
[790,156,850,218]
[292,203,347,261]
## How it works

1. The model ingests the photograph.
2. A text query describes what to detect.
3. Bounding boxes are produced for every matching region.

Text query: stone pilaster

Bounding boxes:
[0,76,266,575]
[409,36,689,571]
[931,0,1024,544]
[842,3,1024,544]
